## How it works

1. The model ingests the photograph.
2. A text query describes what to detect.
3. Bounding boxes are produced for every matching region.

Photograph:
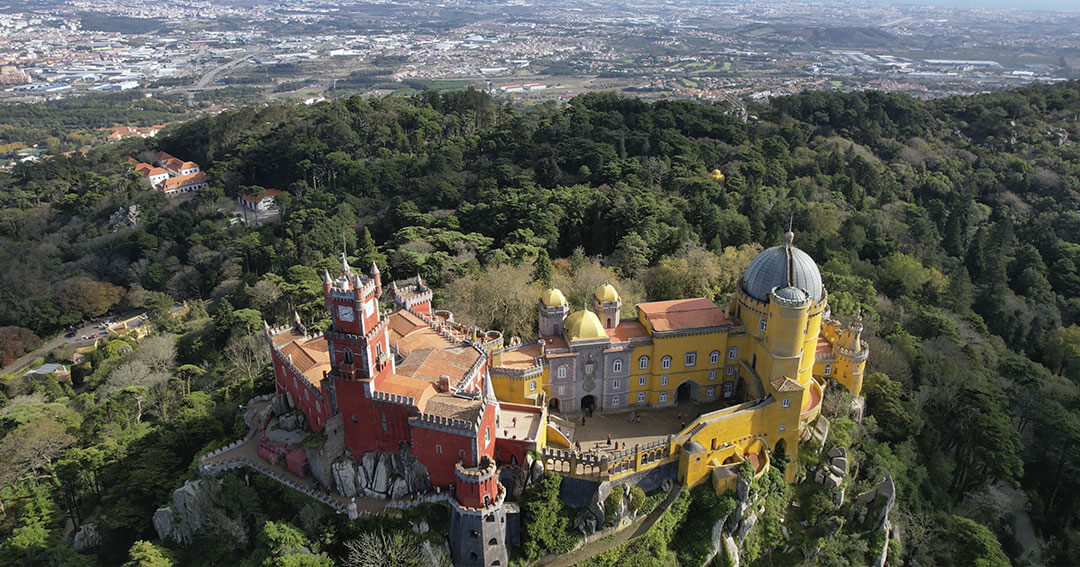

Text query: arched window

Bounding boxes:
[710,350,720,364]
[638,355,649,370]
[613,359,622,373]
[661,356,671,370]
[489,537,498,545]
[557,365,567,379]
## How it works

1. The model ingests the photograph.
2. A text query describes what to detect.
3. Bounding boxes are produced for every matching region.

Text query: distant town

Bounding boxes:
[0,0,1078,160]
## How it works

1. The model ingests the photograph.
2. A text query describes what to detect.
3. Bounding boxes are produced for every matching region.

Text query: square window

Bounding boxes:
[659,392,668,403]
[728,347,737,360]
[708,370,716,381]
[723,382,734,398]
[759,319,767,333]
[613,380,620,390]
[779,423,786,432]
[661,376,669,386]
[706,386,715,397]
[638,376,647,386]
[637,392,646,402]
[727,366,736,376]
[585,363,594,374]
[684,352,697,367]
[529,381,537,391]
[782,398,791,408]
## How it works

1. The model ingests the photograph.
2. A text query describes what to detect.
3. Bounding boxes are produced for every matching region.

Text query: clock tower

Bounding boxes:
[323,253,393,387]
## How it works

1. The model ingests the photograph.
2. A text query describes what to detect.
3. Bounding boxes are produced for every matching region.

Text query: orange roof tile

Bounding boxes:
[162,171,207,191]
[239,188,282,205]
[637,298,730,332]
[181,161,199,170]
[423,394,483,422]
[380,374,436,410]
[606,321,649,342]
[770,376,803,393]
[816,336,833,356]
[497,343,542,369]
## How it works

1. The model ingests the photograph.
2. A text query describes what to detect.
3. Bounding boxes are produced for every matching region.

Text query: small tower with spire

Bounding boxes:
[370,262,382,297]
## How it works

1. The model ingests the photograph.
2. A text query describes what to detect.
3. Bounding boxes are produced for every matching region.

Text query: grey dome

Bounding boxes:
[742,233,823,302]
[773,286,809,303]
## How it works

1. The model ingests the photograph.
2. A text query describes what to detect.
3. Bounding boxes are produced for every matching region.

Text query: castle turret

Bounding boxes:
[449,457,508,567]
[592,283,621,329]
[538,288,569,336]
[370,262,382,297]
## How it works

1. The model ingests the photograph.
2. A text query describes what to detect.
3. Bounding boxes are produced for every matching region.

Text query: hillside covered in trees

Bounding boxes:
[1,82,1079,565]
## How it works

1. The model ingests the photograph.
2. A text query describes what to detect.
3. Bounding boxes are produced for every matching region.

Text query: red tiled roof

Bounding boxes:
[637,298,729,332]
[606,321,649,342]
[181,161,199,170]
[239,188,282,205]
[162,171,207,191]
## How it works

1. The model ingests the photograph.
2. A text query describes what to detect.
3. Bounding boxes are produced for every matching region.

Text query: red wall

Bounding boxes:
[412,425,477,488]
[273,352,328,431]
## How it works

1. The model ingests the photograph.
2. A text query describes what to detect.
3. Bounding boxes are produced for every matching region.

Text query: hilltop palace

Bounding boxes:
[252,230,867,567]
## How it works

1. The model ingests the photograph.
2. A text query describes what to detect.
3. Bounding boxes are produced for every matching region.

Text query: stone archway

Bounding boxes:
[580,395,596,413]
[675,380,698,404]
[774,437,788,462]
[548,397,560,413]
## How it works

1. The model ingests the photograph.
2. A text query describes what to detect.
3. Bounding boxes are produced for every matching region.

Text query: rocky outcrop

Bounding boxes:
[72,523,100,553]
[153,479,220,545]
[330,448,431,500]
[304,413,345,490]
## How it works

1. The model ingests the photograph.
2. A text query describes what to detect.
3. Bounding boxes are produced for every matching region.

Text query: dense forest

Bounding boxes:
[1,81,1080,566]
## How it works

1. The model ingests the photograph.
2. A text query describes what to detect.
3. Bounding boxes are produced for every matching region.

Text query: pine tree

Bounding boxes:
[534,249,554,285]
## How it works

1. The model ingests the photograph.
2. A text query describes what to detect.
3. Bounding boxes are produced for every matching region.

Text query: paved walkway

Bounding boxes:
[557,398,734,457]
[199,399,388,516]
[538,483,684,567]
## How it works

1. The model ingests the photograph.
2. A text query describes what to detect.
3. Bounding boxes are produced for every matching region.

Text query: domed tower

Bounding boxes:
[538,288,569,336]
[449,457,508,567]
[592,283,621,329]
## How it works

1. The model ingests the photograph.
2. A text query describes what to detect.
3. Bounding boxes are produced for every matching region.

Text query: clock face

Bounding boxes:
[337,305,355,322]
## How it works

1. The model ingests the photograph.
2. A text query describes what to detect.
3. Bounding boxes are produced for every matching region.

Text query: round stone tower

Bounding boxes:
[449,457,508,567]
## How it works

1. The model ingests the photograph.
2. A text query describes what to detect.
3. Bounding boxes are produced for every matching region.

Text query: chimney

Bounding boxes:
[438,375,450,393]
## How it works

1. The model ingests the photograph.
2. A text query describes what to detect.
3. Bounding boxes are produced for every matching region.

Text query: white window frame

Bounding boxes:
[529,381,537,392]
[728,347,737,360]
[710,350,720,364]
[759,319,767,333]
[706,386,715,397]
[613,380,620,390]
[637,392,646,403]
[824,364,832,376]
[557,365,567,379]
[684,351,697,367]
[723,382,733,398]
[659,392,668,403]
[638,355,649,370]
[660,376,669,386]
[638,376,647,386]
[779,423,786,432]
[727,366,736,376]
[436,444,443,454]
[661,356,672,370]
[708,370,716,381]
[613,359,622,373]
[782,397,791,408]
[612,396,619,406]
[585,362,594,374]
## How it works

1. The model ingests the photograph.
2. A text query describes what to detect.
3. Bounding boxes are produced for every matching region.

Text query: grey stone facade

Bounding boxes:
[449,497,509,567]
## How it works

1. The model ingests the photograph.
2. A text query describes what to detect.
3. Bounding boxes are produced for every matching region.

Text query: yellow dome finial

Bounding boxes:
[541,288,568,307]
[595,283,620,303]
[710,168,725,182]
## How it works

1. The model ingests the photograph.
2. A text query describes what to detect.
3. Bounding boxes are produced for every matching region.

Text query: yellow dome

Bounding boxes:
[541,288,567,307]
[709,169,725,182]
[565,310,606,341]
[594,283,620,303]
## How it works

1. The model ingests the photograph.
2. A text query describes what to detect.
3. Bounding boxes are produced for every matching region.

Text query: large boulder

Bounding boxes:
[332,458,358,498]
[736,477,750,501]
[736,511,758,542]
[529,458,545,484]
[827,446,846,459]
[831,457,848,475]
[824,473,843,489]
[154,479,220,545]
[371,454,394,495]
[72,523,100,553]
[499,464,527,497]
[361,452,378,485]
[390,476,410,500]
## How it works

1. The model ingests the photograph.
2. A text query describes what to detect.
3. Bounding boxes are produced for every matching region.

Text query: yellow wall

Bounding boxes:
[490,371,542,406]
[626,329,732,405]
